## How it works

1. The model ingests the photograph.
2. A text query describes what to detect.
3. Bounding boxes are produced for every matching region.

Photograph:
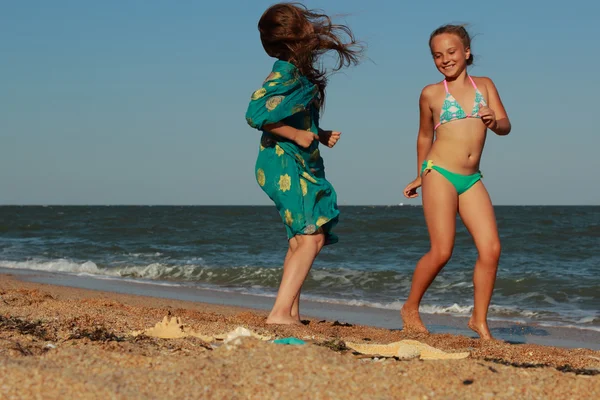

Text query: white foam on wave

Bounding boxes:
[577,316,598,324]
[0,259,101,274]
[296,296,405,310]
[84,274,188,288]
[0,258,206,281]
[117,263,197,280]
[128,252,163,258]
[537,322,600,333]
[419,304,473,315]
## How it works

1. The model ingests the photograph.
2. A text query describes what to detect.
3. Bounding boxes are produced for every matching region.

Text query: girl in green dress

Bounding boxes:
[245,3,362,325]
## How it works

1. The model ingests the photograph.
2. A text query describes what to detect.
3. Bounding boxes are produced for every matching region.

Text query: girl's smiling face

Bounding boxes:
[430,33,470,79]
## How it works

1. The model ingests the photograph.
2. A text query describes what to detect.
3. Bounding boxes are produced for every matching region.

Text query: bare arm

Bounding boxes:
[416,87,435,177]
[403,87,435,198]
[263,123,317,148]
[483,77,511,136]
[264,123,302,141]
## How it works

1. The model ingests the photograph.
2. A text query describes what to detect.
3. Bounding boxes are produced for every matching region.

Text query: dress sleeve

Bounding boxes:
[245,69,317,130]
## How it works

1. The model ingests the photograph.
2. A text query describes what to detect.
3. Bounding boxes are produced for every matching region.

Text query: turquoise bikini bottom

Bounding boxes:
[421,160,482,195]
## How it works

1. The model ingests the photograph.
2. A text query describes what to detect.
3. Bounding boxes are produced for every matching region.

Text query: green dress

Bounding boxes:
[245,60,339,245]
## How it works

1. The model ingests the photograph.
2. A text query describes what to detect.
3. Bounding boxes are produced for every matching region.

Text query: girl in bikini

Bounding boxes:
[245,3,362,325]
[402,25,511,339]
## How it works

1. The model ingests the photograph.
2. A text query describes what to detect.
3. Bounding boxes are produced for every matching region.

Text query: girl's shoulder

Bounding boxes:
[422,81,445,92]
[262,60,312,89]
[470,76,501,100]
[420,82,445,102]
[470,75,496,89]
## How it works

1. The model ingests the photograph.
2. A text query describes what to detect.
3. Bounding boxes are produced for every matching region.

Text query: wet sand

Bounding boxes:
[1,273,598,399]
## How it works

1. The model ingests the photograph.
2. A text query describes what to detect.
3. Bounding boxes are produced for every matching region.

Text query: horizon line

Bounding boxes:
[1,204,598,207]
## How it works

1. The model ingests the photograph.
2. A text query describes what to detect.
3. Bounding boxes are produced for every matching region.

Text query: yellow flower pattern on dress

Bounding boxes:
[279,174,291,192]
[257,169,266,187]
[251,88,267,101]
[300,178,307,196]
[266,96,284,111]
[295,154,305,167]
[275,145,284,156]
[260,144,265,151]
[316,216,329,226]
[284,209,293,226]
[302,172,317,184]
[283,78,298,86]
[310,149,320,162]
[292,104,305,114]
[268,82,279,87]
[264,71,282,82]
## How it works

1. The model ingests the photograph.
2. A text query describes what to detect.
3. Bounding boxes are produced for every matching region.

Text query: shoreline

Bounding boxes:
[1,272,599,398]
[3,267,599,350]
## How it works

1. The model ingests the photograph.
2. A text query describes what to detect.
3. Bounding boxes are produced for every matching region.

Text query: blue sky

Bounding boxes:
[1,0,598,205]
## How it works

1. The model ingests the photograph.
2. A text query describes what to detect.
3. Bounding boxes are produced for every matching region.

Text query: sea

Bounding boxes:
[1,205,598,338]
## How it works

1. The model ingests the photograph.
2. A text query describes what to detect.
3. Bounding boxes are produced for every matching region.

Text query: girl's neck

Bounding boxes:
[444,68,469,85]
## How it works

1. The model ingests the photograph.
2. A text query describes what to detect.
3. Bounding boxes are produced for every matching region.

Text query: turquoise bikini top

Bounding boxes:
[435,76,487,130]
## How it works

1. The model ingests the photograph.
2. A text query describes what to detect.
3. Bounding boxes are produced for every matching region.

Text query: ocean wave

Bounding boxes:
[577,316,598,324]
[537,322,600,333]
[0,259,101,274]
[1,257,597,329]
[128,252,164,258]
[0,258,414,292]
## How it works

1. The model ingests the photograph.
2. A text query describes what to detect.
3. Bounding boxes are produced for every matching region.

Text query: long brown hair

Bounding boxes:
[429,24,474,65]
[258,2,363,108]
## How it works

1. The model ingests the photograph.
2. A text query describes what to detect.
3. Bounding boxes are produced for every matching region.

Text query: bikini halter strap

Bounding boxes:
[468,75,478,89]
[443,76,478,92]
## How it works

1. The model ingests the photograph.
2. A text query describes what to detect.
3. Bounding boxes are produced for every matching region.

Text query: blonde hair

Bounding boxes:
[429,24,474,65]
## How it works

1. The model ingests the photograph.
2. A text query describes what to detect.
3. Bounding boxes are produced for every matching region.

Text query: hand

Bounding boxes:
[403,177,422,199]
[294,129,318,148]
[318,130,341,148]
[478,105,497,130]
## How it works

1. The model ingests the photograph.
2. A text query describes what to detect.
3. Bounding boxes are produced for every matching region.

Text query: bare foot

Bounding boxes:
[266,315,303,325]
[401,306,429,334]
[468,317,493,340]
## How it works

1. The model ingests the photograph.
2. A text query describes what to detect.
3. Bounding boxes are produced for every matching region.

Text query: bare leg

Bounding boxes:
[458,181,501,340]
[283,237,302,321]
[402,170,458,333]
[267,233,325,325]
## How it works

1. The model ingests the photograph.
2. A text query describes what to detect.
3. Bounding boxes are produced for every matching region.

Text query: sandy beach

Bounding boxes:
[0,273,598,399]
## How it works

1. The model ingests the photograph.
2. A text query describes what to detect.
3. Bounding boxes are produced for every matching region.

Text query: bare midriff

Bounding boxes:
[426,118,487,174]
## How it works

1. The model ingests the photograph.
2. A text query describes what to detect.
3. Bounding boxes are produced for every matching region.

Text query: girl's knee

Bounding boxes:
[430,246,453,265]
[296,233,325,251]
[288,237,299,252]
[479,240,501,265]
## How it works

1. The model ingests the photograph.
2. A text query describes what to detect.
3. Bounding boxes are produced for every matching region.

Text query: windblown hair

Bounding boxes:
[258,2,363,108]
[429,24,474,65]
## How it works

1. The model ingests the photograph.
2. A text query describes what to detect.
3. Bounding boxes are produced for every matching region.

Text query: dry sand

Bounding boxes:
[0,273,598,399]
